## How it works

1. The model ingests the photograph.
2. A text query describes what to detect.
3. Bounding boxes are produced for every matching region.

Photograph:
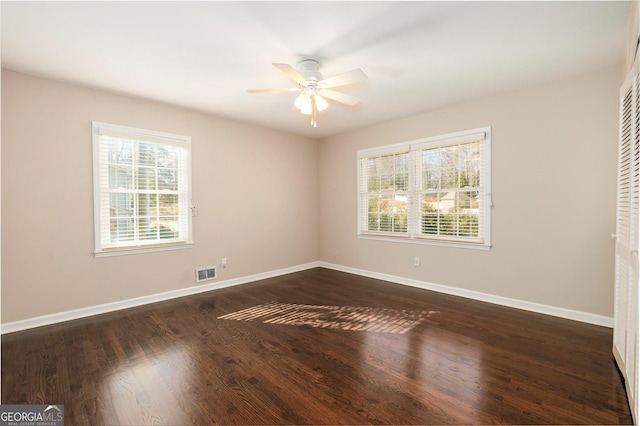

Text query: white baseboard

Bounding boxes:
[1,261,322,334]
[319,262,614,328]
[2,260,612,334]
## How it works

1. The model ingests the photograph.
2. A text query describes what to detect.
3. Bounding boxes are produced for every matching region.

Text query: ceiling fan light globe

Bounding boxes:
[315,95,329,112]
[294,93,308,111]
[300,103,313,115]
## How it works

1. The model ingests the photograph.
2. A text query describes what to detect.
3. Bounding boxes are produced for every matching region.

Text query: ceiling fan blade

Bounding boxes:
[318,69,367,89]
[247,88,300,94]
[318,89,362,107]
[273,63,307,86]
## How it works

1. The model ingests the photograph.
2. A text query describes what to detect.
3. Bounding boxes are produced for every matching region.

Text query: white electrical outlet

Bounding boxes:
[221,257,227,268]
[414,257,420,267]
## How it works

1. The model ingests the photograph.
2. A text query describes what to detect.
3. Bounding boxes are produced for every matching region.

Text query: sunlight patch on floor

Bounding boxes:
[218,302,438,334]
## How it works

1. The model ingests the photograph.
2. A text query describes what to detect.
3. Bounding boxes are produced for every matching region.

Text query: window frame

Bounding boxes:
[92,121,193,257]
[357,127,492,250]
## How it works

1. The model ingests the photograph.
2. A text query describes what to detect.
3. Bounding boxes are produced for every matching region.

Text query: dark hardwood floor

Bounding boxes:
[2,268,633,424]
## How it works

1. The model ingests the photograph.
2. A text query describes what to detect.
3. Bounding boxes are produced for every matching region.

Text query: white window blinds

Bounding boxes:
[359,150,411,236]
[92,122,192,255]
[358,128,491,248]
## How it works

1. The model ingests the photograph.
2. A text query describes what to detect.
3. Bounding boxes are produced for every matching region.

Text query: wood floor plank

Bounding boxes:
[2,268,633,424]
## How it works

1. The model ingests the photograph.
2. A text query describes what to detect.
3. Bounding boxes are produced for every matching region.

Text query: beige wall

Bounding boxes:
[1,70,319,323]
[319,64,622,317]
[625,1,639,75]
[1,63,624,324]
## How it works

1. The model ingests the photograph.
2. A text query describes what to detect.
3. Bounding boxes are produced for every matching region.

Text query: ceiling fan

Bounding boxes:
[247,59,367,128]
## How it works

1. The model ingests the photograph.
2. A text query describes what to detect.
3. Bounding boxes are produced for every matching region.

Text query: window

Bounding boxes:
[358,127,491,249]
[92,122,192,256]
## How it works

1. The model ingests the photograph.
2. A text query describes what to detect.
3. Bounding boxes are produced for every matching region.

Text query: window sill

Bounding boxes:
[357,234,491,251]
[94,243,194,258]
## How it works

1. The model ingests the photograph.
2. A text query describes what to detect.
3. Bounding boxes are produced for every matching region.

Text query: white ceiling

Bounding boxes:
[1,1,632,139]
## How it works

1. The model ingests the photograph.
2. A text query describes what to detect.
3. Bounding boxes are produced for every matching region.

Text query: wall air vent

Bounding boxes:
[196,266,217,283]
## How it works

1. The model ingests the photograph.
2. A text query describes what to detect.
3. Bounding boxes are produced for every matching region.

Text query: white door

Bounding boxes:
[614,61,640,422]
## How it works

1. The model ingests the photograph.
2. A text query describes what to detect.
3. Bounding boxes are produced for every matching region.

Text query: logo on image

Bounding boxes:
[0,405,64,426]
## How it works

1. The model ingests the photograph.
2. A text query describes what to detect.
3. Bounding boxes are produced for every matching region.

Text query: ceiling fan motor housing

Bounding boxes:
[299,59,323,84]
